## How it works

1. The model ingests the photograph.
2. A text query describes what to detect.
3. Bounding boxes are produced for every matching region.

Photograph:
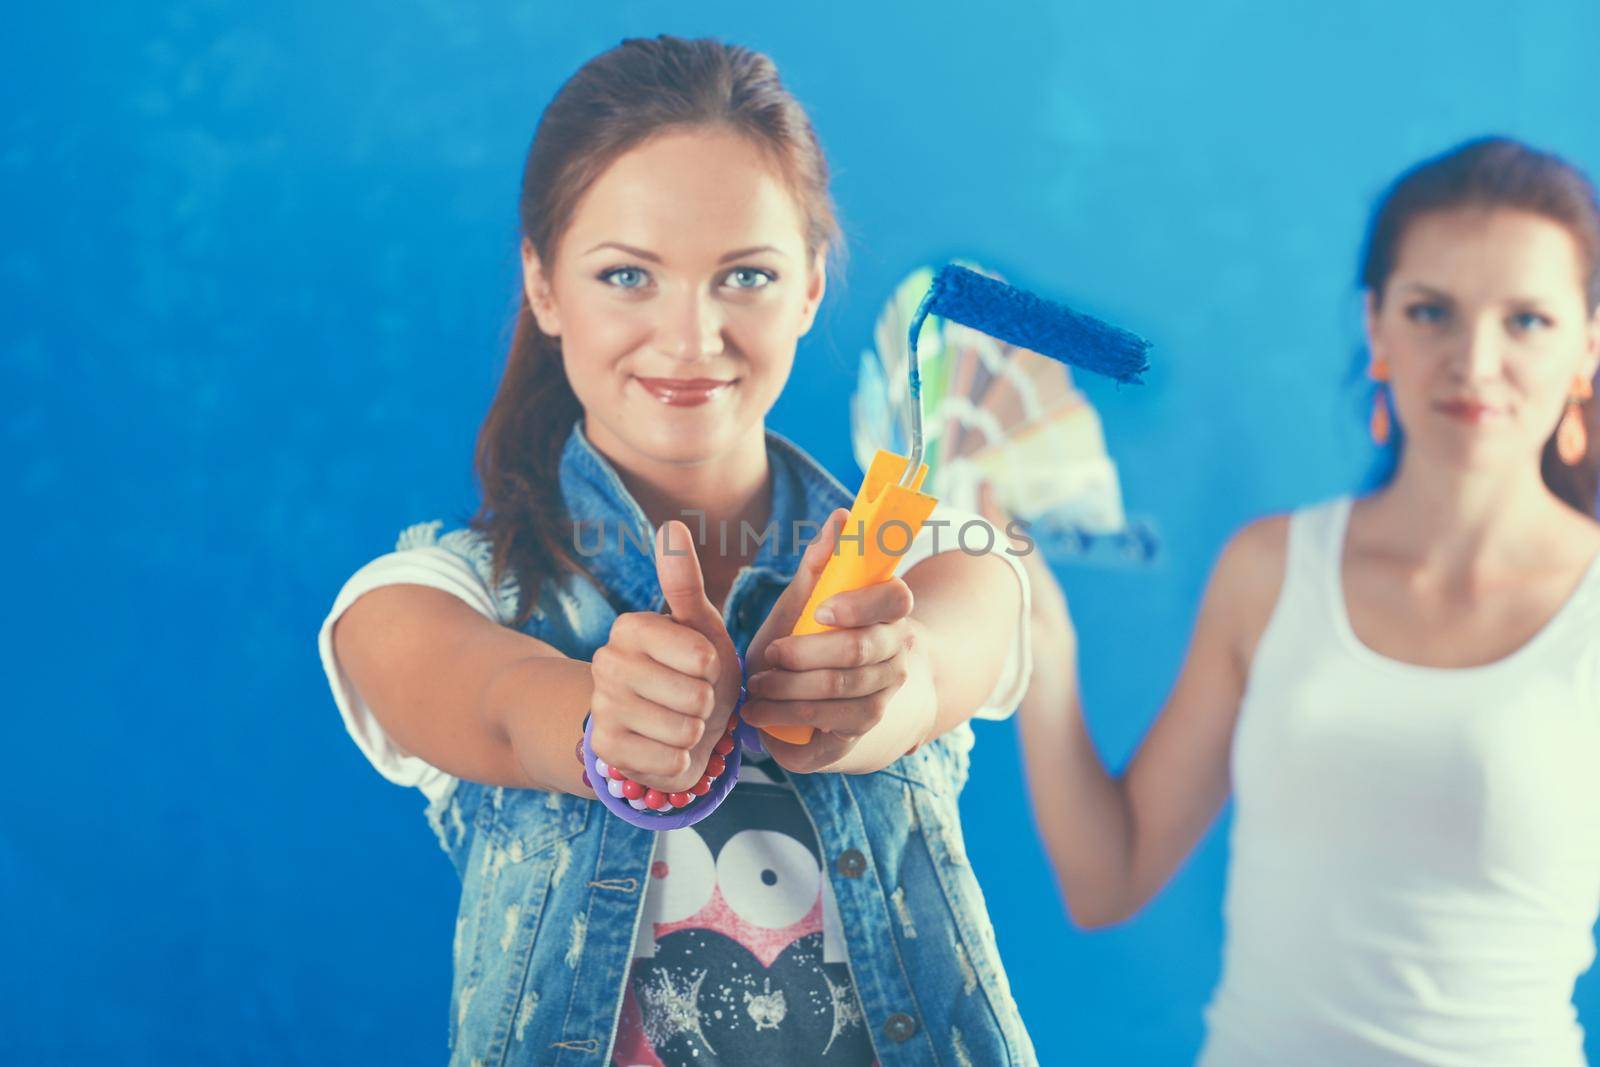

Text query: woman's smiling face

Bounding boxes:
[522,126,826,470]
[1367,207,1600,473]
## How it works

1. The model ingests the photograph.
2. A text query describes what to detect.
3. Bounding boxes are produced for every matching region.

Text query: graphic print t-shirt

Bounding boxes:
[611,758,878,1067]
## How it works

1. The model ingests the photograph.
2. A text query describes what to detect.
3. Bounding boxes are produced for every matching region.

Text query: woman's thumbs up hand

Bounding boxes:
[587,520,742,795]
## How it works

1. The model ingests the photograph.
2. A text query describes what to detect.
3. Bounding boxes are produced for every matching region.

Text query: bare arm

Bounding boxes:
[1003,508,1286,928]
[332,584,593,794]
[844,548,1021,770]
[331,520,747,799]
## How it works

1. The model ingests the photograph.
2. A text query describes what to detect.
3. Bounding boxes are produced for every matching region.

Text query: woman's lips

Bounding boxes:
[634,376,735,407]
[1436,399,1499,424]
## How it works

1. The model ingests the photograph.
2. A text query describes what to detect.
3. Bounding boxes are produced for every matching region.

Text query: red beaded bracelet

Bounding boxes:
[576,713,740,813]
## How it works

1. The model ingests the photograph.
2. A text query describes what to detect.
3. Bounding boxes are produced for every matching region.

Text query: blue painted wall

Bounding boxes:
[7,2,1599,1062]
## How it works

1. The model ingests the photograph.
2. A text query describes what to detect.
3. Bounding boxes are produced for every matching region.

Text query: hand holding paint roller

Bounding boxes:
[759,264,1150,746]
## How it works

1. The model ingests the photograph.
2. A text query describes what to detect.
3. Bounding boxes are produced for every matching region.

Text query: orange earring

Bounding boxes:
[1368,357,1391,446]
[1557,376,1592,465]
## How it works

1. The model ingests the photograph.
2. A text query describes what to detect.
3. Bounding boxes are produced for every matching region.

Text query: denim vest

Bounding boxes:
[422,422,1035,1066]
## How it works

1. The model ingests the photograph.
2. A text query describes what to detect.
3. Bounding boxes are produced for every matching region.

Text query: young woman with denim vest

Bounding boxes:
[318,36,1034,1067]
[988,138,1600,1064]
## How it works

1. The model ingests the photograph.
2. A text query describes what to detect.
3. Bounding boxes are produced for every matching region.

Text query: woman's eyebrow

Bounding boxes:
[1397,282,1556,308]
[718,245,787,263]
[584,241,661,262]
[1396,282,1453,300]
[580,242,789,264]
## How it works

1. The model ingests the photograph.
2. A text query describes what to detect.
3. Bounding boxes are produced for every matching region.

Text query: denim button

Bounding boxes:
[836,849,866,878]
[883,1012,917,1042]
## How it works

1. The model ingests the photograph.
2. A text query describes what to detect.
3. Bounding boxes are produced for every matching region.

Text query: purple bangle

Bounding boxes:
[737,712,767,759]
[735,650,765,757]
[581,654,749,830]
[731,652,768,757]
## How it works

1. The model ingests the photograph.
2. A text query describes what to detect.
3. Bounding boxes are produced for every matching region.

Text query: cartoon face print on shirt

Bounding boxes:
[611,760,877,1066]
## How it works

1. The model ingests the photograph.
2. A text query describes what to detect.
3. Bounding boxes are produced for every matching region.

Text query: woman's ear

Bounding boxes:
[1584,304,1600,384]
[1363,288,1386,368]
[521,238,562,337]
[797,246,828,337]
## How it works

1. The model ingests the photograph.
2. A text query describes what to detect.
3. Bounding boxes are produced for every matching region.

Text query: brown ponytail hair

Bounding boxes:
[470,36,841,625]
[1358,136,1600,514]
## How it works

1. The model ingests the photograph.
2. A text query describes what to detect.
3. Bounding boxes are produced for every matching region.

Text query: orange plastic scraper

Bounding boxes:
[762,448,938,745]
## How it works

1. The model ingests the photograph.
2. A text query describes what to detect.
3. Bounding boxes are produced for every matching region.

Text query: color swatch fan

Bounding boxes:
[851,264,1157,562]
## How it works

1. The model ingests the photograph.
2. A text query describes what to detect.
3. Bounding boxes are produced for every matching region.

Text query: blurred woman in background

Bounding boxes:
[987,137,1600,1065]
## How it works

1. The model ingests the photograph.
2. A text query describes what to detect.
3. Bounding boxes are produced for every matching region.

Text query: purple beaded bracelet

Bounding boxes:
[580,653,764,830]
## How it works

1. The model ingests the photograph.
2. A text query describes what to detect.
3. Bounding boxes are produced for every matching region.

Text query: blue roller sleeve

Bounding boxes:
[913,263,1151,384]
[582,654,751,830]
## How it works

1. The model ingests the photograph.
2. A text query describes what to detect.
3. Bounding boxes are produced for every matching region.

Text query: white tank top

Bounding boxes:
[1200,496,1600,1066]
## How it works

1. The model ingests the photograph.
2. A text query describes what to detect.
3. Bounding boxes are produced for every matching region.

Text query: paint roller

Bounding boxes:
[764,264,1150,745]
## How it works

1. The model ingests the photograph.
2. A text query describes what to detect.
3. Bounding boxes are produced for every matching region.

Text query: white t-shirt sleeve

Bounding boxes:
[892,503,1032,720]
[317,522,516,804]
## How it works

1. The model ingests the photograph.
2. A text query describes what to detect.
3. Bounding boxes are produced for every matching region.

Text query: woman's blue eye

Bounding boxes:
[1510,310,1552,332]
[725,267,775,290]
[599,267,650,289]
[1406,303,1448,325]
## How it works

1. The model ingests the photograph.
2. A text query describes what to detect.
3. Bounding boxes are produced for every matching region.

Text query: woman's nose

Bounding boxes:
[1453,317,1506,384]
[655,286,725,363]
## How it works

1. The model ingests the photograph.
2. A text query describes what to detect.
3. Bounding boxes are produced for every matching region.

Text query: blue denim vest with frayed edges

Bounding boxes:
[421,421,1034,1066]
